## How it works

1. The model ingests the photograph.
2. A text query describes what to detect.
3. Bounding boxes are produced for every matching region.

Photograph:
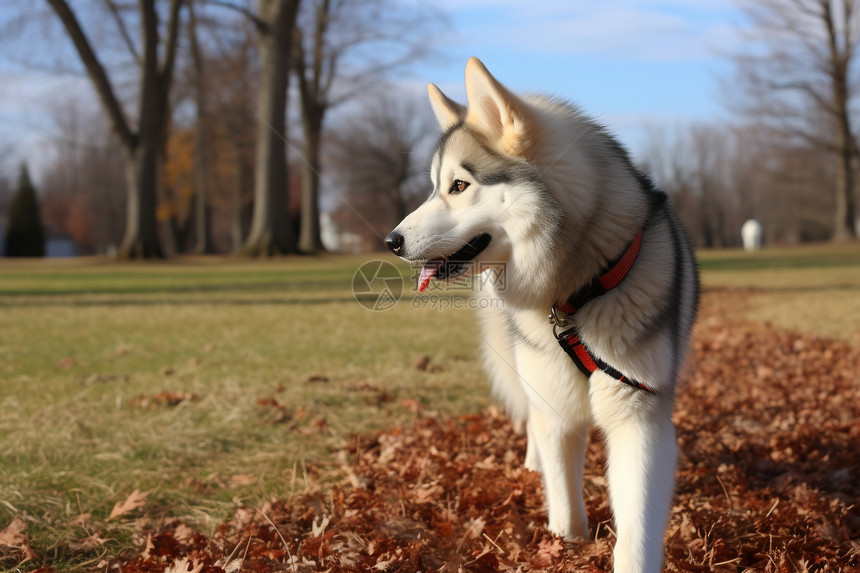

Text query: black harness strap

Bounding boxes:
[552,230,656,394]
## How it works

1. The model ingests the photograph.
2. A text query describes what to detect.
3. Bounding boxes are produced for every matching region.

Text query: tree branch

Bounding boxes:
[292,24,312,106]
[311,0,330,99]
[45,0,136,150]
[102,0,141,65]
[768,79,837,114]
[160,0,185,84]
[206,0,267,32]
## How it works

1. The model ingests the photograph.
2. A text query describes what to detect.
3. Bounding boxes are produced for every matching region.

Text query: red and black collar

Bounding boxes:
[551,229,655,394]
[558,229,642,315]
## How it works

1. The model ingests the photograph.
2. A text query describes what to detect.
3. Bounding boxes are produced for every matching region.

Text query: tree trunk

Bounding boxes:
[120,43,163,262]
[298,111,325,253]
[832,110,857,241]
[45,0,184,259]
[824,1,857,241]
[242,0,300,256]
[232,152,250,250]
[194,195,214,254]
[192,101,215,254]
[189,0,215,254]
[119,144,163,258]
[294,0,329,254]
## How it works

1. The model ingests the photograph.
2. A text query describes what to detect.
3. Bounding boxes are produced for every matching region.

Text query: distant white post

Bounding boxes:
[741,219,763,251]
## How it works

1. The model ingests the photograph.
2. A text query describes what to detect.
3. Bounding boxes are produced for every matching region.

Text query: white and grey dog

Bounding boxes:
[386,58,699,573]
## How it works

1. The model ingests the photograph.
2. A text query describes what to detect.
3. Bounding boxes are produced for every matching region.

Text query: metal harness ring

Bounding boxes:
[548,303,571,339]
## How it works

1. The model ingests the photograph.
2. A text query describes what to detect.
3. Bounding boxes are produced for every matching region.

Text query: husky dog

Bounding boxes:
[385,58,699,572]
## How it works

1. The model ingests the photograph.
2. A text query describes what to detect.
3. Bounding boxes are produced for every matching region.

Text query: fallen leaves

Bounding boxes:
[109,489,149,520]
[256,399,330,434]
[130,392,198,409]
[413,353,444,373]
[13,289,860,571]
[68,533,107,552]
[0,516,37,562]
[532,537,565,568]
[111,290,860,571]
[412,353,431,371]
[230,474,259,487]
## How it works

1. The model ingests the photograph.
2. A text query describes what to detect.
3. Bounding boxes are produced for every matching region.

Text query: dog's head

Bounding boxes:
[386,58,560,293]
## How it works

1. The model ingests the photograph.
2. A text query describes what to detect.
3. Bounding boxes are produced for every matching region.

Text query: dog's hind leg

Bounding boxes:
[590,380,677,573]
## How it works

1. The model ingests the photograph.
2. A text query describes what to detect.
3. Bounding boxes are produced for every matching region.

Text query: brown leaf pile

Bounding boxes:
[44,291,860,571]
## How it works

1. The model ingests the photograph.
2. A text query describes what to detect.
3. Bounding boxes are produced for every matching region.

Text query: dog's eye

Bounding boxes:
[449,180,470,194]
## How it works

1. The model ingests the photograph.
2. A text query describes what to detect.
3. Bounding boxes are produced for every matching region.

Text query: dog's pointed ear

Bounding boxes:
[464,57,534,157]
[428,83,465,130]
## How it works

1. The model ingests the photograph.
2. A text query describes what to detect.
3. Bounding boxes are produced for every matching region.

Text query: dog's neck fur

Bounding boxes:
[498,96,652,311]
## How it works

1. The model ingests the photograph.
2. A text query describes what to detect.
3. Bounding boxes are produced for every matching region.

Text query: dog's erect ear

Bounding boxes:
[428,84,465,130]
[464,57,534,157]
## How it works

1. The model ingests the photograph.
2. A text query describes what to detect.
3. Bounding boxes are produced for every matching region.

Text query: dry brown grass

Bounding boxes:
[698,243,860,342]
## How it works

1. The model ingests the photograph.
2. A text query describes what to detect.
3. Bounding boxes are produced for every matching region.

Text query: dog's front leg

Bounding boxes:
[529,404,590,540]
[590,378,677,573]
[515,344,592,540]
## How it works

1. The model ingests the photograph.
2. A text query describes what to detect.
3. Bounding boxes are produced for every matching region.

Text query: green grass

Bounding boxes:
[698,241,860,272]
[0,254,487,570]
[1,243,858,570]
[698,243,860,341]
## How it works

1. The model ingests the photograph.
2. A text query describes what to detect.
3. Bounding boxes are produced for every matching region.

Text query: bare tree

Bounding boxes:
[187,0,216,253]
[327,91,434,250]
[45,0,185,258]
[213,32,258,251]
[640,122,836,246]
[173,3,258,251]
[40,102,127,253]
[730,0,859,240]
[198,0,299,255]
[239,0,299,254]
[292,0,441,253]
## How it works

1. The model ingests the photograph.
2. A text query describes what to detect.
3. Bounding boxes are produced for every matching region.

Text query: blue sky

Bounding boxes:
[0,0,747,177]
[405,0,744,152]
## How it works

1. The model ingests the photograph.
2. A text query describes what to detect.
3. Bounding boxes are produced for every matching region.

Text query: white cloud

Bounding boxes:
[423,0,741,61]
[512,11,735,60]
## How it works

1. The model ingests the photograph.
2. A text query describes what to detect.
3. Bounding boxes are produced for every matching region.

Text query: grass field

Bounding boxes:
[698,242,860,341]
[1,243,858,570]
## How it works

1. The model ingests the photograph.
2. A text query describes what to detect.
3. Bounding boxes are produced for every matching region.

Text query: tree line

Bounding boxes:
[2,0,858,257]
[3,0,438,257]
[646,0,859,247]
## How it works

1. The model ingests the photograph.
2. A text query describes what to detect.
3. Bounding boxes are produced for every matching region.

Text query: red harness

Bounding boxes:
[551,230,656,394]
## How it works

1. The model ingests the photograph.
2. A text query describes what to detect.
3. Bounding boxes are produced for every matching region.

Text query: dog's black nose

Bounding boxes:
[385,231,404,255]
